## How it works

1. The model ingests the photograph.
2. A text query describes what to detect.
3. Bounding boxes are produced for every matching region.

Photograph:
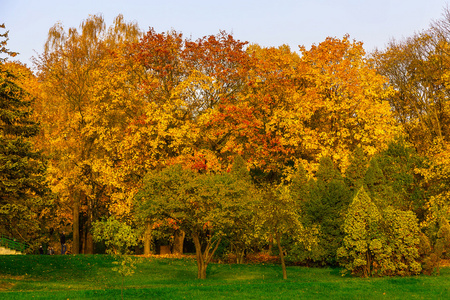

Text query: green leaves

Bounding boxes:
[1,60,49,240]
[338,187,381,276]
[135,160,256,278]
[92,216,139,255]
[294,157,351,265]
[136,163,253,238]
[338,187,421,277]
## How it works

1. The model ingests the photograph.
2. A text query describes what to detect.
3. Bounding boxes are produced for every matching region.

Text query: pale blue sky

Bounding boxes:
[1,0,448,66]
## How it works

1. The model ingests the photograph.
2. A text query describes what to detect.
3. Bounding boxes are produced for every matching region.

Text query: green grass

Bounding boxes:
[1,255,449,299]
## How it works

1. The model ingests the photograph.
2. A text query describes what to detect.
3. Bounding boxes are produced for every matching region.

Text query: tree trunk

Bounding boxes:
[236,246,245,264]
[198,260,207,279]
[173,230,185,255]
[276,232,287,280]
[81,225,94,254]
[85,194,94,254]
[86,231,94,254]
[268,234,273,254]
[82,225,87,254]
[191,231,221,279]
[365,251,373,277]
[144,221,152,255]
[192,231,207,279]
[72,191,80,254]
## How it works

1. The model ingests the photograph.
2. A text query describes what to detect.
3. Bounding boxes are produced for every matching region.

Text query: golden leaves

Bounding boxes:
[35,23,404,232]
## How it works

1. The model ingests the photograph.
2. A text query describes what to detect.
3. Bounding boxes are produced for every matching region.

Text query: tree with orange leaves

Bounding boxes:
[298,36,399,170]
[34,14,141,254]
[204,36,399,179]
[130,29,250,172]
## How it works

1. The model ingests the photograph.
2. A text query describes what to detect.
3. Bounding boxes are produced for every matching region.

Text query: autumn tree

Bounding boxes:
[0,24,18,61]
[129,29,250,253]
[197,37,398,269]
[206,44,302,173]
[433,217,450,272]
[417,141,450,272]
[34,14,141,254]
[373,10,450,227]
[126,28,190,172]
[206,36,399,183]
[373,20,450,153]
[374,23,450,249]
[131,29,249,170]
[0,25,49,244]
[214,37,398,174]
[297,36,399,170]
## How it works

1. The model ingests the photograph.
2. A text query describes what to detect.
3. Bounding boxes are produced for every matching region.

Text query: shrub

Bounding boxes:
[337,187,381,277]
[338,187,422,276]
[374,207,421,276]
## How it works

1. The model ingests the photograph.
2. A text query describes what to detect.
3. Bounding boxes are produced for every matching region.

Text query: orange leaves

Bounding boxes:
[202,221,212,231]
[297,37,399,170]
[170,149,223,174]
[34,15,144,238]
[200,37,399,175]
[134,28,184,93]
[36,18,402,239]
[130,29,251,173]
[203,45,303,171]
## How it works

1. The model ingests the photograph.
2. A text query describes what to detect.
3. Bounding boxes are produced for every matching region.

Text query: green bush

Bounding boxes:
[337,187,381,277]
[374,207,421,276]
[338,187,422,277]
[295,157,351,266]
[92,216,139,255]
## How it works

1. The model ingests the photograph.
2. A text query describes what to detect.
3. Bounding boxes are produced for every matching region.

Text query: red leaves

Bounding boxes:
[190,157,208,172]
[128,30,396,177]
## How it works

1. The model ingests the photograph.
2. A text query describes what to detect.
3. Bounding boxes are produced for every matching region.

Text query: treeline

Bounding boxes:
[0,8,450,279]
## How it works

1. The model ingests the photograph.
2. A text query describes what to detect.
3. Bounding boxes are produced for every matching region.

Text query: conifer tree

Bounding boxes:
[377,207,421,276]
[375,138,428,219]
[300,157,351,265]
[316,156,342,183]
[337,186,381,277]
[338,187,422,277]
[364,158,391,208]
[345,147,368,193]
[0,25,49,241]
[289,162,310,205]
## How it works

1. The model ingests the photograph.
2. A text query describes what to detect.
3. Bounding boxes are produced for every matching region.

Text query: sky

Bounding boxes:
[1,0,449,66]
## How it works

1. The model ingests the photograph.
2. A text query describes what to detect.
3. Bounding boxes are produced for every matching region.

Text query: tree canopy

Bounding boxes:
[4,8,450,279]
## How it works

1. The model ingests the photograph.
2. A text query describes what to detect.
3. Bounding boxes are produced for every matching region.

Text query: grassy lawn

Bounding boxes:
[0,254,449,299]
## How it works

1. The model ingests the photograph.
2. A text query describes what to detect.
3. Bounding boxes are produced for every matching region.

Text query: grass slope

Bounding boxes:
[0,255,449,299]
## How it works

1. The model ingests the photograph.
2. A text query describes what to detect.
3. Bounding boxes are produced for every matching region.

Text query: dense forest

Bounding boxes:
[1,9,450,279]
